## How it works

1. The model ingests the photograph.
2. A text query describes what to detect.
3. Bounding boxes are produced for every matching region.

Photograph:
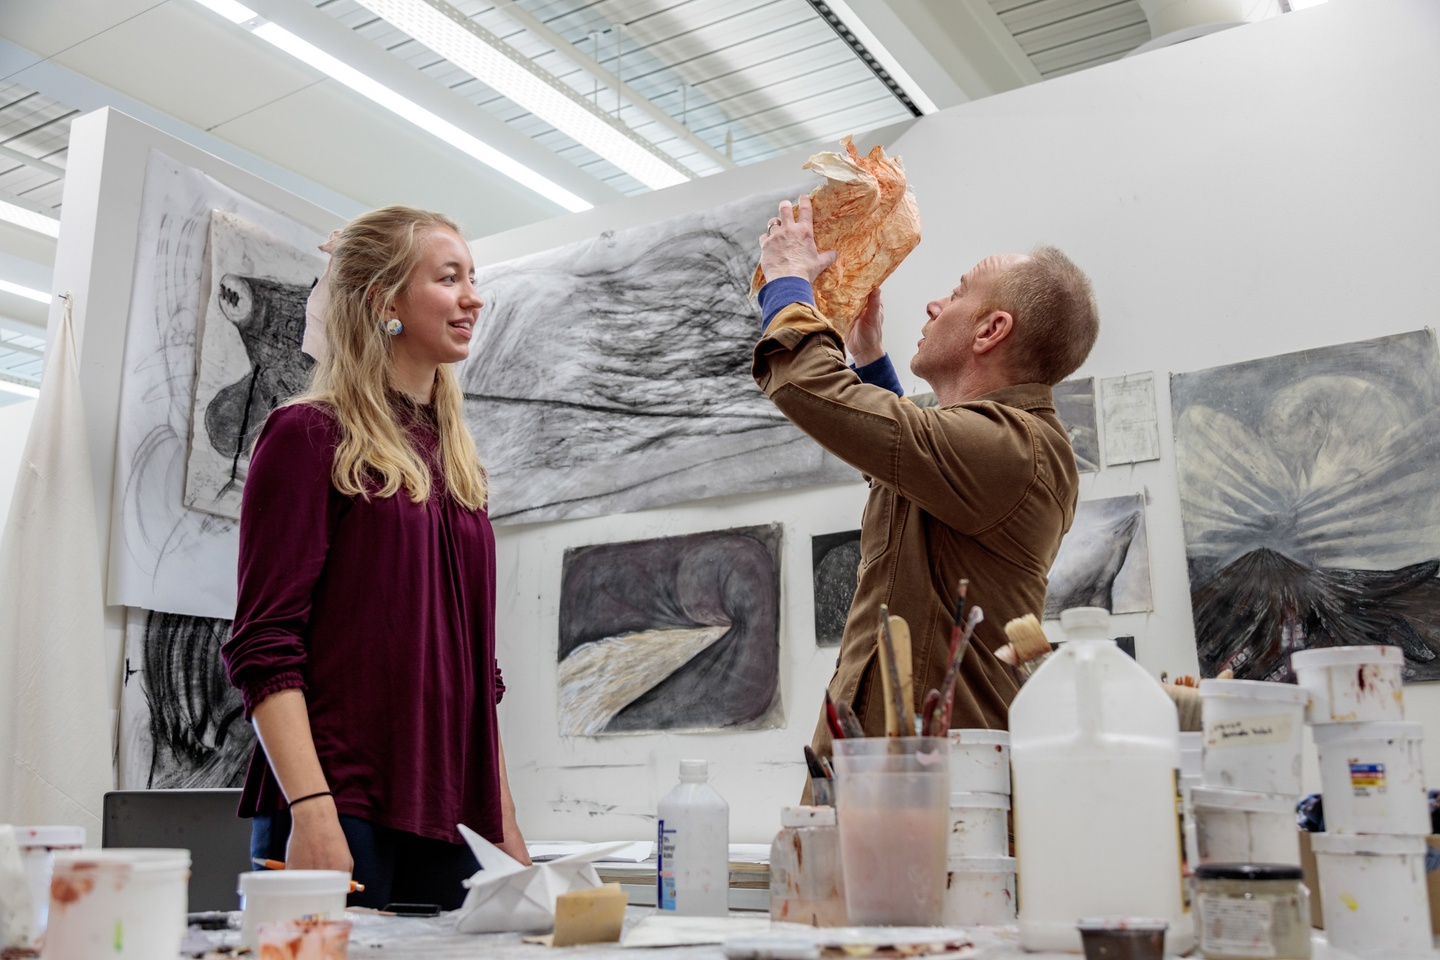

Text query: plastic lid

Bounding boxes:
[947,855,1015,873]
[53,849,190,872]
[679,759,709,779]
[14,825,86,847]
[947,728,1010,746]
[781,805,836,827]
[1290,645,1403,668]
[949,791,1011,810]
[1059,607,1111,633]
[1178,732,1202,749]
[1188,786,1296,814]
[1199,678,1308,704]
[1194,863,1303,881]
[239,869,352,896]
[1076,917,1169,932]
[1309,833,1426,856]
[1310,720,1422,744]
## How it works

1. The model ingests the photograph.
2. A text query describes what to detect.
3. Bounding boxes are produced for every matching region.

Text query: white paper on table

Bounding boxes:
[527,840,653,863]
[454,825,633,934]
[620,915,773,947]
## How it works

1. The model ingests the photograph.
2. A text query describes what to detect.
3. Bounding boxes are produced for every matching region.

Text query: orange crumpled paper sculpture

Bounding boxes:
[751,136,921,335]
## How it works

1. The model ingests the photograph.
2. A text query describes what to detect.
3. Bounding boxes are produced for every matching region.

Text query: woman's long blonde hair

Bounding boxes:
[290,205,488,510]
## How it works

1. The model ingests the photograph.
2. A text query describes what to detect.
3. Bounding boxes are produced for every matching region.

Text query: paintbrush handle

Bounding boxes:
[834,699,866,739]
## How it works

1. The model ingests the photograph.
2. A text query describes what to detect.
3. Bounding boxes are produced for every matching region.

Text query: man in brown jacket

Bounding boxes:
[754,196,1099,752]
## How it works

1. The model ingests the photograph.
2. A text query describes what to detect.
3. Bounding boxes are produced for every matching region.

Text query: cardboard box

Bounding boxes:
[1297,830,1440,934]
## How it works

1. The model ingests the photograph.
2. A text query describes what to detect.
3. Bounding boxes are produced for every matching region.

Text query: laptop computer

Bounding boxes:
[102,789,254,912]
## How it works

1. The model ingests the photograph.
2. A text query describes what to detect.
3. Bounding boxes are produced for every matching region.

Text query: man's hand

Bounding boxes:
[759,195,838,284]
[846,288,886,366]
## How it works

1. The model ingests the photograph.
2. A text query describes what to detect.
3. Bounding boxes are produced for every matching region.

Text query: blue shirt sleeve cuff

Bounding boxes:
[758,276,816,331]
[850,354,904,397]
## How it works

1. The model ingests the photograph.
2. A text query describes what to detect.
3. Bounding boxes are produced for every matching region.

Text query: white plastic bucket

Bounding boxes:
[239,870,350,949]
[1199,678,1307,795]
[1291,645,1404,724]
[15,826,85,945]
[1190,786,1300,866]
[1311,832,1432,958]
[1311,721,1428,835]
[40,848,190,959]
[947,729,1010,795]
[1178,731,1202,779]
[942,855,1016,927]
[946,791,1009,858]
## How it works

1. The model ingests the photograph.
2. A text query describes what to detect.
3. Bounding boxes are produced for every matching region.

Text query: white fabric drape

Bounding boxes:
[0,295,112,836]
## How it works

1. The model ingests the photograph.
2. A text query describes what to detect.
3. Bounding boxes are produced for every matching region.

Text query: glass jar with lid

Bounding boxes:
[1194,863,1311,959]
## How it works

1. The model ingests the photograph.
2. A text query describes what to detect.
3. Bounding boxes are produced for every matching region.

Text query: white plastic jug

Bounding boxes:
[657,759,730,917]
[1009,607,1193,954]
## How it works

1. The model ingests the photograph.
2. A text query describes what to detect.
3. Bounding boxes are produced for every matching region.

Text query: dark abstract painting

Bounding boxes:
[459,188,855,525]
[557,524,783,735]
[1171,329,1440,681]
[1054,377,1100,473]
[1045,495,1151,619]
[118,608,252,789]
[812,529,861,646]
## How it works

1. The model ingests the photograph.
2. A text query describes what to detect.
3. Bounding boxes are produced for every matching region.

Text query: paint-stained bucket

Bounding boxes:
[947,729,1010,795]
[1190,786,1300,866]
[1291,645,1404,724]
[239,870,350,950]
[1311,720,1428,834]
[40,848,189,959]
[1179,731,1202,780]
[947,792,1009,858]
[1311,832,1433,959]
[943,855,1016,926]
[15,826,85,945]
[1199,679,1308,795]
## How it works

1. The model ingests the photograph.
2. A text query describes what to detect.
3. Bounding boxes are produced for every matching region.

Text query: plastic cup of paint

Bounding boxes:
[239,870,350,949]
[1290,645,1404,724]
[1310,832,1431,958]
[942,855,1016,926]
[255,915,353,959]
[947,728,1011,795]
[1076,917,1168,960]
[41,848,190,959]
[1199,678,1308,795]
[832,736,949,926]
[1310,720,1428,834]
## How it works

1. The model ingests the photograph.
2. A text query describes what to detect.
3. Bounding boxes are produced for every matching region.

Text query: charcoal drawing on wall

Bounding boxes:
[812,530,861,646]
[557,524,783,735]
[1054,377,1100,473]
[118,608,253,789]
[460,188,854,525]
[185,211,320,520]
[1171,329,1440,681]
[1045,495,1152,619]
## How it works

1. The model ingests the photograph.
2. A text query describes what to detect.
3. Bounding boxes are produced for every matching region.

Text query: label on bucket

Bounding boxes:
[1199,895,1276,957]
[1349,762,1387,795]
[1204,714,1293,750]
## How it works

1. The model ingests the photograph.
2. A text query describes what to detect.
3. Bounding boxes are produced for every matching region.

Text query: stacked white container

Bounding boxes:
[1292,645,1434,959]
[1193,678,1309,867]
[943,728,1015,926]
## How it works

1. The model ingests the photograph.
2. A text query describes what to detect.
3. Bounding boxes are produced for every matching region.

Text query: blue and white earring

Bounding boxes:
[384,317,403,336]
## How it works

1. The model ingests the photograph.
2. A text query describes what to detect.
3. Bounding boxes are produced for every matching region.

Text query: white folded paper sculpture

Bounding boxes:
[455,824,634,934]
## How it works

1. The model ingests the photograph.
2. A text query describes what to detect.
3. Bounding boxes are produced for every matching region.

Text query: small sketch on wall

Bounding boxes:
[1045,495,1152,619]
[557,524,783,735]
[1172,329,1440,681]
[118,607,253,789]
[460,187,855,526]
[1054,377,1100,473]
[1101,372,1160,465]
[812,530,861,646]
[185,211,321,520]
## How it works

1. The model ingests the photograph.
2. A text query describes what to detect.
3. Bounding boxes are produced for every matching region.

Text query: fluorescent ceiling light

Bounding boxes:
[818,0,938,115]
[0,197,61,239]
[0,383,41,400]
[1287,0,1329,9]
[190,1,592,213]
[0,279,51,304]
[191,0,258,24]
[354,0,692,190]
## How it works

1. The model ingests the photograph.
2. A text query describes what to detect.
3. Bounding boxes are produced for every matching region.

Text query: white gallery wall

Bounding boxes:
[472,0,1440,842]
[0,400,37,529]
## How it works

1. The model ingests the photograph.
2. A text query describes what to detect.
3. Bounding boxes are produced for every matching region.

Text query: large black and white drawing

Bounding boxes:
[118,607,252,789]
[1045,495,1152,619]
[1172,330,1440,681]
[109,152,328,619]
[1054,377,1100,473]
[461,188,854,525]
[812,529,861,646]
[557,524,783,735]
[185,211,320,520]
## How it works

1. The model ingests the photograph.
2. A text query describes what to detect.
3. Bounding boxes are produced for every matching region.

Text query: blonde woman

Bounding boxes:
[222,206,529,910]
